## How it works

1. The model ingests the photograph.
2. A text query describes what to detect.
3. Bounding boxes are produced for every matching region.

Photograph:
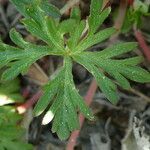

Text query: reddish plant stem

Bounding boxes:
[66,80,97,150]
[110,0,128,41]
[22,87,31,99]
[134,29,150,61]
[130,0,150,61]
[128,0,134,5]
[17,90,42,114]
[114,0,128,30]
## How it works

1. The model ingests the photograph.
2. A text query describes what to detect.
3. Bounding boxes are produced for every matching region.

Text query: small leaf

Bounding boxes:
[33,79,59,116]
[25,5,44,25]
[69,86,94,120]
[68,20,86,50]
[22,18,50,43]
[75,27,116,52]
[9,28,28,48]
[10,0,32,17]
[58,19,76,35]
[110,56,143,66]
[70,7,81,21]
[120,66,150,83]
[1,59,35,81]
[89,7,111,35]
[40,0,61,18]
[95,42,138,58]
[44,17,64,51]
[88,0,103,34]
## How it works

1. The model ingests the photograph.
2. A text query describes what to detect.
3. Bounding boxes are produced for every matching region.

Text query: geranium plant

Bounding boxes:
[0,0,150,139]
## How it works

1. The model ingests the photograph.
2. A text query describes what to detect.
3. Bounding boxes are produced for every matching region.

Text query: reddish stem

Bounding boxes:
[114,0,128,30]
[22,87,30,99]
[17,91,42,114]
[134,30,150,61]
[128,0,134,5]
[66,80,97,150]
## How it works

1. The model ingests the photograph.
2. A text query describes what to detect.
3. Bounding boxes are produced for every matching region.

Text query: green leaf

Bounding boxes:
[120,66,150,83]
[34,74,61,116]
[39,57,93,139]
[58,19,77,35]
[1,59,35,81]
[94,42,138,58]
[9,28,28,48]
[134,0,149,14]
[88,0,103,34]
[112,56,143,66]
[0,106,32,149]
[0,40,62,81]
[25,4,44,25]
[73,55,119,104]
[68,20,86,50]
[22,18,50,44]
[89,7,111,35]
[0,0,149,141]
[70,7,81,21]
[75,27,116,52]
[0,78,23,105]
[10,0,32,17]
[69,86,94,120]
[40,0,61,18]
[43,17,64,51]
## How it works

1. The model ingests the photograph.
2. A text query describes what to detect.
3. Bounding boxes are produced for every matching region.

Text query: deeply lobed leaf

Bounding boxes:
[34,57,93,139]
[0,0,149,140]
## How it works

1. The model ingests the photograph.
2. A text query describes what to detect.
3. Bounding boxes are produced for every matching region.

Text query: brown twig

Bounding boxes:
[129,88,150,103]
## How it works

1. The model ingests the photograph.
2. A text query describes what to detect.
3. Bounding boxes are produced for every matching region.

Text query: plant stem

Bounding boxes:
[129,88,150,103]
[114,0,128,30]
[134,29,150,61]
[17,91,42,114]
[110,0,128,40]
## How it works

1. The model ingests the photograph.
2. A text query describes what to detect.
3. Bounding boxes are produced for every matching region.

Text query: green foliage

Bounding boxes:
[0,106,33,150]
[0,0,150,139]
[122,0,150,33]
[0,77,32,150]
[0,77,23,105]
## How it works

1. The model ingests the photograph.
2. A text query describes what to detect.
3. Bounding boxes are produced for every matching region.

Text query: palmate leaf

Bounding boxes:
[73,42,150,101]
[0,29,62,81]
[0,0,150,140]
